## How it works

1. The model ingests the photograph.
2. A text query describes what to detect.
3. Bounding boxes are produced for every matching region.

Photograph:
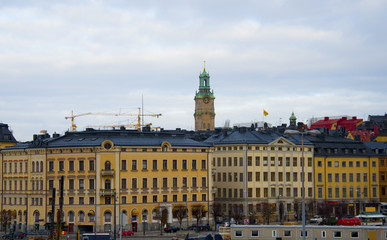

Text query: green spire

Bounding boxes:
[195,67,214,98]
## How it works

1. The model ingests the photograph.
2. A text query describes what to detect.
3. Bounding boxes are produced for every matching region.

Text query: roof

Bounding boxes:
[311,116,363,131]
[2,128,209,150]
[204,128,313,146]
[0,123,17,143]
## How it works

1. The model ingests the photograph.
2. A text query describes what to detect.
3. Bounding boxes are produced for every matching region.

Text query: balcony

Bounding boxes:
[101,169,114,176]
[99,189,115,196]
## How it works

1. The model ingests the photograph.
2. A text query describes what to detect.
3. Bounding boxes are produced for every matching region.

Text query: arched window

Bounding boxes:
[34,211,40,223]
[105,161,111,170]
[105,179,111,189]
[88,211,95,222]
[68,211,75,222]
[32,162,35,172]
[40,161,43,172]
[142,209,148,221]
[79,211,85,222]
[104,212,112,223]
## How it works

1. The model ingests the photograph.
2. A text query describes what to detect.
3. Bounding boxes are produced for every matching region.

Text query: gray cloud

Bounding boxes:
[1,0,386,141]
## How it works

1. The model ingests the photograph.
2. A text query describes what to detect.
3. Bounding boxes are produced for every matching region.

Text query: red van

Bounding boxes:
[336,218,361,225]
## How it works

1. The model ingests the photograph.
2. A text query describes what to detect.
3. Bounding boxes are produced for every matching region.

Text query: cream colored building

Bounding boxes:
[207,128,315,223]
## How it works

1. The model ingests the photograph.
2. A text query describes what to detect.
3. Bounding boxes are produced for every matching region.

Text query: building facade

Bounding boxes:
[194,68,215,131]
[309,135,380,216]
[206,128,315,223]
[1,129,212,232]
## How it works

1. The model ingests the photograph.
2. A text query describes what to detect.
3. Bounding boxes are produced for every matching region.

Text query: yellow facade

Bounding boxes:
[314,155,379,215]
[1,131,211,233]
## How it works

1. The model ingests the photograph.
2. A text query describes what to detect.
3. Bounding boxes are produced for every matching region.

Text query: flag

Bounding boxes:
[263,109,269,116]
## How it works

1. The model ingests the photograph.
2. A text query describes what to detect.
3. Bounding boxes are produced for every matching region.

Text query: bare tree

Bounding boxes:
[261,202,276,225]
[210,202,223,231]
[0,210,12,233]
[191,205,208,228]
[153,206,168,234]
[172,205,186,230]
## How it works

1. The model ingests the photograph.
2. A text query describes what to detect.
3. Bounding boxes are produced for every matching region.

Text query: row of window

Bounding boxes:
[317,186,378,199]
[48,159,207,172]
[215,171,312,183]
[318,172,377,183]
[218,187,313,198]
[233,229,360,238]
[317,160,377,168]
[3,179,43,191]
[214,156,313,168]
[215,145,312,152]
[3,197,43,206]
[48,176,208,190]
[47,193,207,205]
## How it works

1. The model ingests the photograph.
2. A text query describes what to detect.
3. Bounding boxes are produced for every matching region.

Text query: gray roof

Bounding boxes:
[0,123,17,143]
[204,128,313,145]
[2,128,209,150]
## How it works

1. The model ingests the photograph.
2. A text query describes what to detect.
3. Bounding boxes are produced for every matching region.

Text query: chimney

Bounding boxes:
[324,117,329,121]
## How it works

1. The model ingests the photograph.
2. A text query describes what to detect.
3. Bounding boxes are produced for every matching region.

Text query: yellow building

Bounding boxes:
[207,128,315,223]
[0,123,17,149]
[311,136,379,216]
[1,128,211,233]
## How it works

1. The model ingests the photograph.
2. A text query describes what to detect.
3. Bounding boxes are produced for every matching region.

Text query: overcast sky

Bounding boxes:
[1,0,386,142]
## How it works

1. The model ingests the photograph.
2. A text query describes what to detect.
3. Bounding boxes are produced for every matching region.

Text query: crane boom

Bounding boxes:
[65,108,162,132]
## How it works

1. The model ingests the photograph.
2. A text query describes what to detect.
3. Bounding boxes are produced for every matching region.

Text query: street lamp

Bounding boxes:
[277,195,282,224]
[285,129,320,240]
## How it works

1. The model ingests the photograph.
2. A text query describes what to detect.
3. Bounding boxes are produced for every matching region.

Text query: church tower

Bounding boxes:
[194,67,215,131]
[289,112,297,129]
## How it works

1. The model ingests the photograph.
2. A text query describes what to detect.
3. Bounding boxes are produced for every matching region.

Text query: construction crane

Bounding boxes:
[65,108,162,132]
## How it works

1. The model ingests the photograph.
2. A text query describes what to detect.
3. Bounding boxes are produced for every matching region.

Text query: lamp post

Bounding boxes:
[285,129,320,240]
[277,195,282,224]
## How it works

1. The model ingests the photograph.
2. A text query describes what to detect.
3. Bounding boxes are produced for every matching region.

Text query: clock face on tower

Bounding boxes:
[203,96,210,104]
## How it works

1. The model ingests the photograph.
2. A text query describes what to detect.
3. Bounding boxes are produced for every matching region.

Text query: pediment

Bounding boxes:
[268,137,295,146]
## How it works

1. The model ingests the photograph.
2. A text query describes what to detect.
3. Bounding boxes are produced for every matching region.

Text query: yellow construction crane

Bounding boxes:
[65,108,162,132]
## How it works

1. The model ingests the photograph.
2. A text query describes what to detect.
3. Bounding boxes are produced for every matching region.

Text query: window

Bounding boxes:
[321,231,326,238]
[121,179,127,189]
[349,173,353,182]
[350,231,359,238]
[69,179,74,190]
[59,161,64,171]
[327,161,332,167]
[284,230,292,237]
[182,160,187,170]
[142,196,147,203]
[349,161,353,167]
[318,187,322,198]
[192,160,197,170]
[356,173,361,182]
[247,156,252,166]
[364,173,368,182]
[105,179,111,189]
[335,173,340,182]
[79,197,84,205]
[105,161,111,170]
[182,177,187,188]
[192,177,197,187]
[163,160,168,170]
[132,196,137,204]
[342,187,347,198]
[293,158,297,167]
[49,161,54,172]
[152,178,158,188]
[79,160,84,171]
[132,178,137,189]
[372,173,377,182]
[334,161,339,167]
[201,177,206,187]
[163,195,167,202]
[49,180,54,190]
[300,230,308,237]
[202,194,206,201]
[172,160,177,170]
[142,160,147,170]
[152,160,157,170]
[89,160,95,171]
[122,160,127,170]
[201,160,206,170]
[363,161,367,167]
[132,160,137,170]
[79,179,84,189]
[163,178,168,188]
[251,230,259,237]
[69,197,74,205]
[153,195,158,203]
[342,173,347,182]
[342,161,346,167]
[235,230,243,237]
[318,173,322,182]
[122,196,127,204]
[272,230,277,237]
[173,178,178,188]
[333,231,342,238]
[89,179,95,189]
[255,157,260,166]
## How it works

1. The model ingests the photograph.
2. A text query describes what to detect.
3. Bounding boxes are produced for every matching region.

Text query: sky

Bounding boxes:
[1,0,387,142]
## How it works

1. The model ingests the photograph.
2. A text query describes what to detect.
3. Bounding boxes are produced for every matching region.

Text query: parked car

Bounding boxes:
[309,215,323,224]
[24,231,37,236]
[2,232,25,239]
[336,217,361,226]
[164,226,180,233]
[121,229,134,236]
[38,229,50,235]
[189,224,210,231]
